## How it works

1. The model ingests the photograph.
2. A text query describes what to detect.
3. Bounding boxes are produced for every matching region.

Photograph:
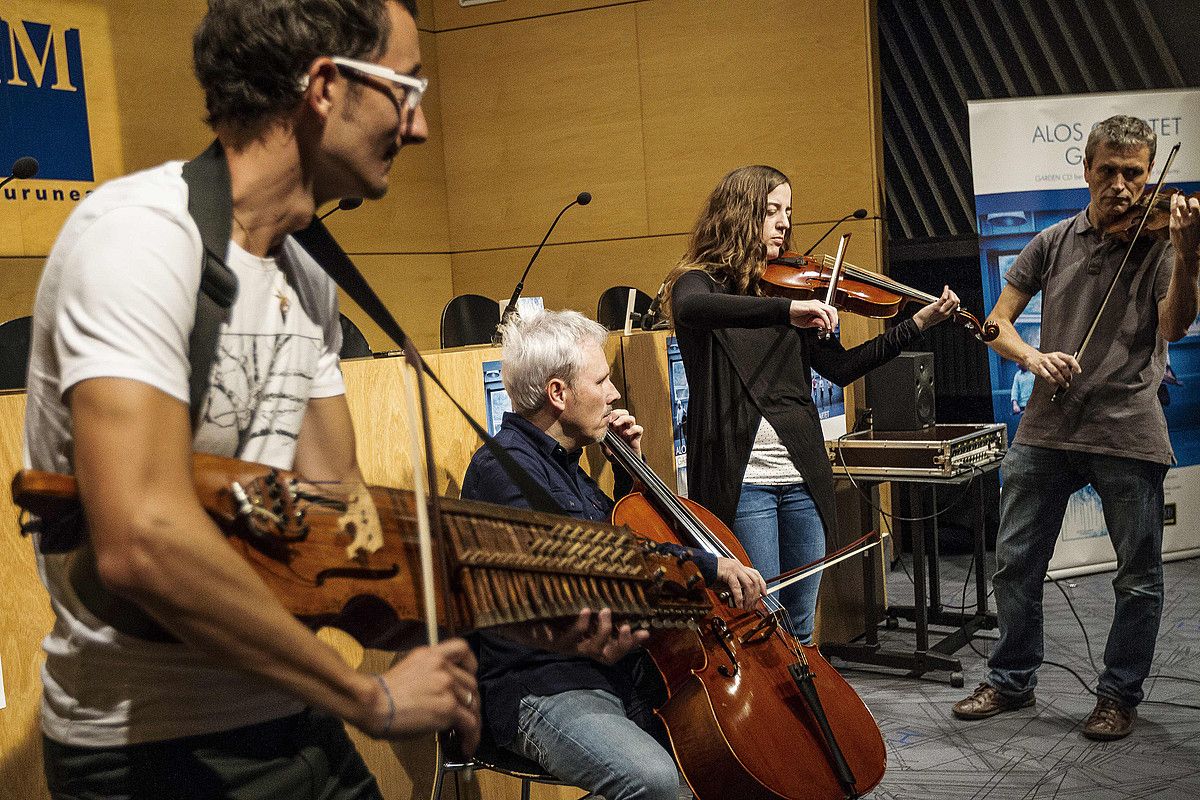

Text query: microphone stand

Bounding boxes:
[494,193,590,342]
[633,281,672,331]
[803,208,868,256]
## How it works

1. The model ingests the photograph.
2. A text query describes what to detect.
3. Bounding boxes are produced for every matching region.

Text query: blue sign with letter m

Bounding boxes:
[0,18,92,181]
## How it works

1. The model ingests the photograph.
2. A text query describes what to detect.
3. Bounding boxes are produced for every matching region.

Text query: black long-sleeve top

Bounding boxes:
[671,268,922,536]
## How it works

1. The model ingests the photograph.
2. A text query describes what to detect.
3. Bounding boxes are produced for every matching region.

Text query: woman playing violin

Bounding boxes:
[663,164,960,643]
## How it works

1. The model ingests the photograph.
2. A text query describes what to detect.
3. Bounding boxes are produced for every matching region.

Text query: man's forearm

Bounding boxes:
[99,504,380,730]
[1160,251,1200,342]
[985,316,1037,366]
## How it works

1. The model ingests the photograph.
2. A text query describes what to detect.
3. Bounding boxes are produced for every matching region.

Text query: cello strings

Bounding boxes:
[602,432,793,620]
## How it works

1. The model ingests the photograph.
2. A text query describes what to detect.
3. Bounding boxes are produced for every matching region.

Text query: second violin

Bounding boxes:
[762,251,999,342]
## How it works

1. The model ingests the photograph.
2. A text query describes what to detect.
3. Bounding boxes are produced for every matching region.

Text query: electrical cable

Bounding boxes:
[838,419,1200,711]
[965,579,1200,712]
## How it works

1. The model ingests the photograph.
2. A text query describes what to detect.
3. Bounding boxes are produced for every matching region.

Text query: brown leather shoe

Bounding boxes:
[1082,697,1136,741]
[952,683,1035,720]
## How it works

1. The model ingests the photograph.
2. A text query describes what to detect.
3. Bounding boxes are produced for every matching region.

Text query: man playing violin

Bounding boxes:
[22,2,621,797]
[953,115,1200,741]
[462,309,766,800]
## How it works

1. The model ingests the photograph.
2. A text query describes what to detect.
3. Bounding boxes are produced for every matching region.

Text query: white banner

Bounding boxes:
[969,89,1200,195]
[968,88,1200,578]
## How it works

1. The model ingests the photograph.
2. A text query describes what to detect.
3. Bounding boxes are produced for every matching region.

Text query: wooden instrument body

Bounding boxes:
[612,492,887,799]
[761,258,903,320]
[12,453,711,648]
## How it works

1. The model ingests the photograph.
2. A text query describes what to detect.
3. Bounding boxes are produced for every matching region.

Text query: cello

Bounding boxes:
[604,430,886,799]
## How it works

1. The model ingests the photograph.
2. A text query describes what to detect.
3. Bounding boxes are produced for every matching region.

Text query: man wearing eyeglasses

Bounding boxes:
[25,2,504,798]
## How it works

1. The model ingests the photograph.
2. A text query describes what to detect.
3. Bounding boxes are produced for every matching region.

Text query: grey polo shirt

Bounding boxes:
[1004,207,1175,466]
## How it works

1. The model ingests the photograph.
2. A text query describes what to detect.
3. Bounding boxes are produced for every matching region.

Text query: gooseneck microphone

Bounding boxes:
[0,156,40,191]
[635,281,671,331]
[318,197,364,220]
[495,192,591,339]
[802,207,868,256]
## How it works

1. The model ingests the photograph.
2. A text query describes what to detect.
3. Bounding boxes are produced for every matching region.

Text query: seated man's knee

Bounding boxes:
[619,751,679,800]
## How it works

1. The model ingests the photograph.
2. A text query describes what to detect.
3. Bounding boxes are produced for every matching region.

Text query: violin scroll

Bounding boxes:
[952,308,1000,343]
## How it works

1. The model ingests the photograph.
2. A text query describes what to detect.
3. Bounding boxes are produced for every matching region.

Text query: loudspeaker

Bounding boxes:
[866,352,935,431]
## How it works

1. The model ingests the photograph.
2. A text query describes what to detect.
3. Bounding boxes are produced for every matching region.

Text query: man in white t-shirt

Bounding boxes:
[25,1,502,797]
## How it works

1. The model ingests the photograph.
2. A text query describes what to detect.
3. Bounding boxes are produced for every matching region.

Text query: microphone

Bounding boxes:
[0,156,39,191]
[802,207,868,257]
[318,197,364,220]
[495,192,591,339]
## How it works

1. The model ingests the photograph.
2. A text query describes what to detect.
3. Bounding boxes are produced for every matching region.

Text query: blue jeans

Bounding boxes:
[986,444,1167,707]
[515,689,680,800]
[733,483,826,644]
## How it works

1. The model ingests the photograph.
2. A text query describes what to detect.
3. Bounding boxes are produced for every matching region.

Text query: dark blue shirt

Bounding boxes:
[461,412,717,746]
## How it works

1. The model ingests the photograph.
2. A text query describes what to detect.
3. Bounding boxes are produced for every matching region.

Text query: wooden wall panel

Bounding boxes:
[451,236,686,320]
[337,253,454,353]
[429,0,633,30]
[107,0,209,174]
[436,5,648,250]
[636,0,881,234]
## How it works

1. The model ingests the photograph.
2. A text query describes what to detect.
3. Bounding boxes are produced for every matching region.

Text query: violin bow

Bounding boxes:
[1053,141,1181,403]
[818,233,851,339]
[764,530,889,595]
[400,359,443,646]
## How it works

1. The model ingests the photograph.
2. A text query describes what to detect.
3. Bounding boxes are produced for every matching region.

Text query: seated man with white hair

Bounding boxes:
[462,309,765,800]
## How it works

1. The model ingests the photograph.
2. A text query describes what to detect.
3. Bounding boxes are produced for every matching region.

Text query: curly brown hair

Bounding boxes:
[193,0,416,135]
[664,165,791,318]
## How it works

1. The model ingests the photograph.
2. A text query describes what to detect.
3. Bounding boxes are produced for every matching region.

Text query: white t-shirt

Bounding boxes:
[742,417,804,486]
[23,161,346,747]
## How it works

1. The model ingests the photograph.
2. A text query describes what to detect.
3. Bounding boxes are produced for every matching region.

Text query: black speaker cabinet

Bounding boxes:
[866,352,935,431]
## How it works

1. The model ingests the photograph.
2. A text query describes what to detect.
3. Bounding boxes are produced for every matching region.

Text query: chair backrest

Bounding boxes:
[596,286,652,331]
[338,313,373,359]
[441,294,501,348]
[0,316,33,391]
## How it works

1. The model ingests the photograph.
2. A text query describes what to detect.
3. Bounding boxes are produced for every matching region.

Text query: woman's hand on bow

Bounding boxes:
[789,300,839,333]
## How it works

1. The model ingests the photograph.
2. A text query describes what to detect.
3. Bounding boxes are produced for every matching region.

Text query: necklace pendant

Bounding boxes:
[276,290,291,323]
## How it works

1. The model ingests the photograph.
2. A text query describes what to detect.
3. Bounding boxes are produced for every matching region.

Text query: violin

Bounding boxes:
[1105,187,1200,242]
[12,453,712,647]
[762,251,999,342]
[604,431,886,800]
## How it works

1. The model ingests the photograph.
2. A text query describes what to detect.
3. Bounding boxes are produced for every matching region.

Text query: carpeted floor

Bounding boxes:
[837,554,1200,799]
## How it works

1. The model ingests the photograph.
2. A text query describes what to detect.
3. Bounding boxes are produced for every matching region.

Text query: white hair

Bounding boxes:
[500,309,608,416]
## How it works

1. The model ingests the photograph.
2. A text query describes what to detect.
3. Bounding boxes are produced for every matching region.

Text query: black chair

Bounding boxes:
[432,739,595,800]
[338,313,373,359]
[0,315,33,390]
[596,286,653,331]
[441,294,500,349]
